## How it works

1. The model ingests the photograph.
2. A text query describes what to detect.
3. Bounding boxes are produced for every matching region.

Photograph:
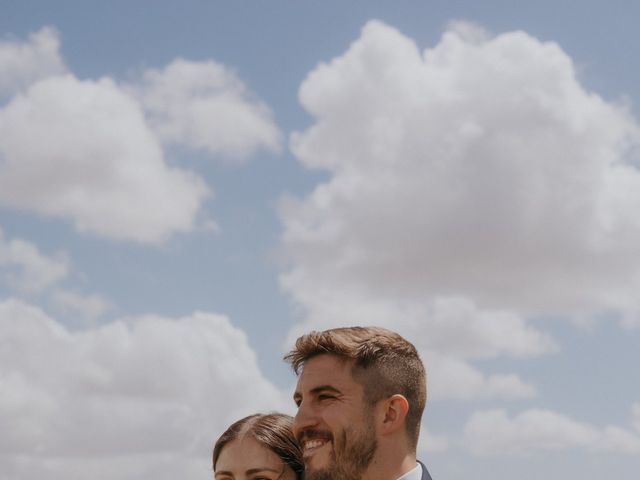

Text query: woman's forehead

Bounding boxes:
[217,435,280,465]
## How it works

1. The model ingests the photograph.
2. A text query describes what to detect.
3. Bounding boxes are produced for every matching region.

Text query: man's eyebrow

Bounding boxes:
[293,384,343,403]
[310,385,342,395]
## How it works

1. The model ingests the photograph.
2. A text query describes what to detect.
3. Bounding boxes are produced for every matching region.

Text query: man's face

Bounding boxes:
[292,354,378,480]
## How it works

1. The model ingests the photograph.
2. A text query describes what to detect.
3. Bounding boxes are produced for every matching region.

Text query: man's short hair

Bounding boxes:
[284,326,426,450]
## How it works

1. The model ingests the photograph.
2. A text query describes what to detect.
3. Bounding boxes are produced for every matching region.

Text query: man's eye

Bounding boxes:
[318,394,335,401]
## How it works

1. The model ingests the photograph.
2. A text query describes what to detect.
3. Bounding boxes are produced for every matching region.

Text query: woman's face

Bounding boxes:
[215,436,296,480]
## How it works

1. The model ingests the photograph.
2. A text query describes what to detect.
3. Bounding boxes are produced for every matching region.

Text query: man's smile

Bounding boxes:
[298,430,332,460]
[301,438,329,457]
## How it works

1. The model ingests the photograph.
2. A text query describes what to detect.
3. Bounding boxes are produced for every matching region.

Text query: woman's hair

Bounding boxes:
[212,412,304,480]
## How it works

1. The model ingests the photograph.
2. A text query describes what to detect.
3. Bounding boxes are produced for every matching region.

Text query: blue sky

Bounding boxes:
[1,1,640,479]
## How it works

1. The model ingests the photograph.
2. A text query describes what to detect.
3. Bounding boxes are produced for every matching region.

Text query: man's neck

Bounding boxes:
[362,452,417,480]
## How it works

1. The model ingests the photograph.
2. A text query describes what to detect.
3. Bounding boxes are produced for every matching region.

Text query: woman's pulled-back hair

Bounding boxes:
[212,412,303,480]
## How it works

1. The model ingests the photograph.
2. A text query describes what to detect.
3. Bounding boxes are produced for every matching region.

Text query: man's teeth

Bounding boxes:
[304,439,327,450]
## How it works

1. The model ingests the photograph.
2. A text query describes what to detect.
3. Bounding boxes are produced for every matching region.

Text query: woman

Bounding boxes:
[213,413,304,480]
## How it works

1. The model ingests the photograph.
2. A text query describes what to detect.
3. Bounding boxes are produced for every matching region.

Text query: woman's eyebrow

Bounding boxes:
[215,467,281,477]
[246,467,281,475]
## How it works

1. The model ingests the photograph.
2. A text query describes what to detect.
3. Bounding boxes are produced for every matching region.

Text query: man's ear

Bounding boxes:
[379,394,409,436]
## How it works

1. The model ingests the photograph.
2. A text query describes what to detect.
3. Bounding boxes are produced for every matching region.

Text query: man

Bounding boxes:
[285,326,433,480]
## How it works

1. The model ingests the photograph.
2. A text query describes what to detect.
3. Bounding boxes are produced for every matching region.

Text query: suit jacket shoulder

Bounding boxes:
[418,460,433,480]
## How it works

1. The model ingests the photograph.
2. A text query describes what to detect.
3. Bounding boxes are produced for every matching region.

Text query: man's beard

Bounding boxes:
[305,421,377,480]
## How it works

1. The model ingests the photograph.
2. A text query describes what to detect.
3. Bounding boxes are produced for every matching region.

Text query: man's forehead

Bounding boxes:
[295,354,355,389]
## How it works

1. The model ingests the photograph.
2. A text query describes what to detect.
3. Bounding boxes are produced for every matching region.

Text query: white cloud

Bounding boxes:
[50,289,112,320]
[282,18,640,337]
[0,298,287,480]
[0,29,282,244]
[426,353,536,401]
[463,408,640,456]
[0,26,65,97]
[633,402,640,432]
[281,288,543,401]
[132,58,281,160]
[599,425,640,453]
[280,18,640,406]
[1,454,208,480]
[0,74,209,243]
[281,19,640,407]
[0,228,68,292]
[284,289,556,360]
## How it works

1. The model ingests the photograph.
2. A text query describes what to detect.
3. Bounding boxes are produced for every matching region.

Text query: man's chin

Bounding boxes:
[304,442,331,468]
[305,467,335,480]
[305,452,335,480]
[305,460,330,478]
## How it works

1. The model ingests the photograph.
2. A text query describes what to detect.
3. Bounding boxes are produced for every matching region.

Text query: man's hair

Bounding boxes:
[213,412,304,479]
[284,326,426,450]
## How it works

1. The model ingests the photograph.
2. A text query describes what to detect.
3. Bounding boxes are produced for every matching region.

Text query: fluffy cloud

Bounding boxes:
[0,28,282,243]
[0,299,287,480]
[426,353,536,401]
[0,74,209,243]
[50,289,112,320]
[633,402,640,433]
[0,26,65,96]
[1,454,208,480]
[284,289,555,360]
[0,228,68,292]
[282,289,546,401]
[283,19,640,330]
[463,408,640,455]
[132,58,282,160]
[281,19,640,403]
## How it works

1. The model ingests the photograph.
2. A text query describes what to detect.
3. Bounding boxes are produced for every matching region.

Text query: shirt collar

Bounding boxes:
[396,463,421,480]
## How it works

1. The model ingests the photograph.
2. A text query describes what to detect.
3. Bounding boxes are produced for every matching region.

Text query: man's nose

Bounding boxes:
[293,400,318,437]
